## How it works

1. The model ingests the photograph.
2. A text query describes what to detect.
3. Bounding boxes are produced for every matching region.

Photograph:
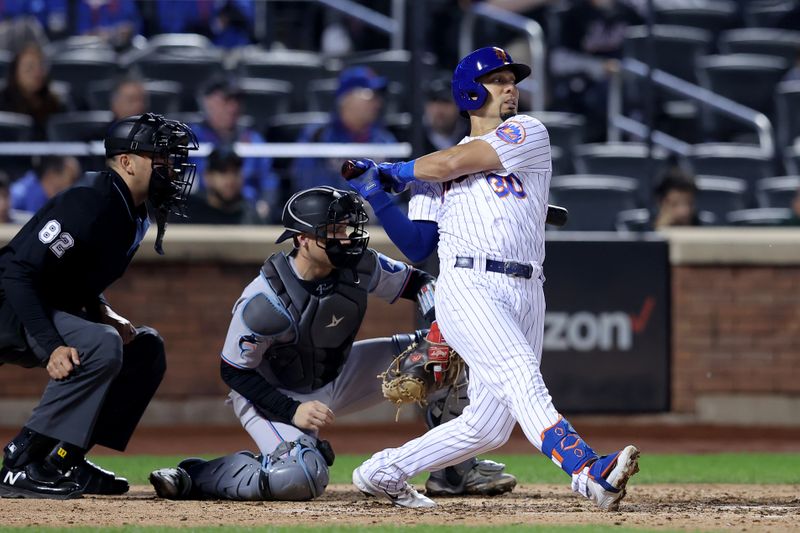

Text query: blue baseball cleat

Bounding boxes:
[586,445,640,511]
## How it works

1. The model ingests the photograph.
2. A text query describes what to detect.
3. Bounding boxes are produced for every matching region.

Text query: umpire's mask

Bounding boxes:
[105,113,199,254]
[276,186,370,270]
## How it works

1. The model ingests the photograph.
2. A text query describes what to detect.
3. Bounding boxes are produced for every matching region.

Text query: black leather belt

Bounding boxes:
[454,256,533,279]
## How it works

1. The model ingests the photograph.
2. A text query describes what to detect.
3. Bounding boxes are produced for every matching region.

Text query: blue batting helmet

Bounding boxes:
[451,47,531,112]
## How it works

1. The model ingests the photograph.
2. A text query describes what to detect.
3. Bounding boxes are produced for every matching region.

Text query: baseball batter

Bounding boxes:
[346,47,639,510]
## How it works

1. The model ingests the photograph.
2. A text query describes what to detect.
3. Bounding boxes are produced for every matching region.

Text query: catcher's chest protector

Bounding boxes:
[261,253,369,392]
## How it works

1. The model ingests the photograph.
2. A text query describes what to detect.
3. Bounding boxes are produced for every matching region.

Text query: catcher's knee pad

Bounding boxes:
[180,451,266,501]
[541,417,598,476]
[262,435,329,501]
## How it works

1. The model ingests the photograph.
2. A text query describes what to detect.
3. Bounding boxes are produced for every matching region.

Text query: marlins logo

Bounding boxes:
[495,121,525,144]
[238,334,260,356]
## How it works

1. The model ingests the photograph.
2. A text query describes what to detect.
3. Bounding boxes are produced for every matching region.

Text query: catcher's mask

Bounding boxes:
[276,186,370,270]
[104,113,199,254]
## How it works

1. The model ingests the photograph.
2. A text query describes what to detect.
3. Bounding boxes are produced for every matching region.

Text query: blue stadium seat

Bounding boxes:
[776,81,800,149]
[238,78,293,133]
[689,143,775,201]
[0,111,33,141]
[726,207,792,225]
[87,80,182,115]
[132,56,224,111]
[654,0,738,39]
[694,175,748,220]
[238,50,328,112]
[624,25,712,84]
[46,111,114,142]
[718,28,800,64]
[573,143,669,203]
[786,145,800,175]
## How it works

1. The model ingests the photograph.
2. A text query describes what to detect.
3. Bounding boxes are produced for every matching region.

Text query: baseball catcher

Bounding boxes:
[149,187,516,501]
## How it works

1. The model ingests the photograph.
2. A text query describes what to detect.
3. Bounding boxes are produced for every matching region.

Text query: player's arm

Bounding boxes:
[412,140,504,182]
[1,188,99,362]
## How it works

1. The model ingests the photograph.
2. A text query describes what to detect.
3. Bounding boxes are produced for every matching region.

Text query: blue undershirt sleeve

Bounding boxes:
[371,192,439,263]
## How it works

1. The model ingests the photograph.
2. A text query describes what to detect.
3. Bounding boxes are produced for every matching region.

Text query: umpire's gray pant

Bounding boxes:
[0,310,166,450]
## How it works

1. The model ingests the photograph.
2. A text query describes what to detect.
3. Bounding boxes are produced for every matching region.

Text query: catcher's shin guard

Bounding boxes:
[172,451,267,501]
[423,381,517,497]
[261,436,329,501]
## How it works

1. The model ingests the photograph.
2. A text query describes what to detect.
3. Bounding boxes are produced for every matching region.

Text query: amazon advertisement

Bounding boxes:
[540,237,670,413]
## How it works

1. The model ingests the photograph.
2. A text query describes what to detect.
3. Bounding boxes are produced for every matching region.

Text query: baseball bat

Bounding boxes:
[342,159,568,226]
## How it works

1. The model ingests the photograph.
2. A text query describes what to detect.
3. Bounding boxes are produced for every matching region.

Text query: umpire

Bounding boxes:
[0,113,198,499]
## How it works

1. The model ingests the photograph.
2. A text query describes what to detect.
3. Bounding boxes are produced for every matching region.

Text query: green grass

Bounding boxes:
[91,452,800,486]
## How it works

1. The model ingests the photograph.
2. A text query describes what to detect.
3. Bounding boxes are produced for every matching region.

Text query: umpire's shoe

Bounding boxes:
[0,461,83,499]
[353,465,436,509]
[425,459,517,497]
[585,445,640,511]
[68,459,129,495]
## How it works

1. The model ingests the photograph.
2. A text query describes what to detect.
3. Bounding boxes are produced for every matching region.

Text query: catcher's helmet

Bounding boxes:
[451,46,531,112]
[277,186,370,269]
[104,113,198,216]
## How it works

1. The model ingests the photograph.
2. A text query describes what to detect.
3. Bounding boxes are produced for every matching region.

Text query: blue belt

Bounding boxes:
[454,256,533,279]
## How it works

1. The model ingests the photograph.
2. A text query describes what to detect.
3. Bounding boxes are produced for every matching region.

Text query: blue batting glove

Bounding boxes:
[343,159,383,199]
[377,161,417,194]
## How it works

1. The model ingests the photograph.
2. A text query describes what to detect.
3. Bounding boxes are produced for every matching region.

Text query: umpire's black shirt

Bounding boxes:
[0,170,149,359]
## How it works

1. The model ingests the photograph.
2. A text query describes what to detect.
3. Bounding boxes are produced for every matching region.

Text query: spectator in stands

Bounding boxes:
[653,168,702,230]
[176,146,261,225]
[192,75,279,222]
[422,78,468,153]
[151,0,254,48]
[0,43,65,140]
[110,77,148,121]
[290,66,397,192]
[0,173,12,225]
[550,0,642,142]
[10,156,81,215]
[75,0,141,50]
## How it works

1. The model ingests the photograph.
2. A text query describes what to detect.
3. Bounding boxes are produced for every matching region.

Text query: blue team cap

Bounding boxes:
[336,66,387,99]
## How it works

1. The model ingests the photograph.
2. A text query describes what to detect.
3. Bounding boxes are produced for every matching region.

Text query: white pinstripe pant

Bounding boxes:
[362,264,562,491]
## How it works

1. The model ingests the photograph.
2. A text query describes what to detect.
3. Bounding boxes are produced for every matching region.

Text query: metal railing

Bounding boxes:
[608,57,775,157]
[0,142,413,159]
[459,3,546,111]
[316,0,405,50]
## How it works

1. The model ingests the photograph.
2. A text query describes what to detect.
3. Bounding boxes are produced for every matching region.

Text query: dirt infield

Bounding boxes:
[0,484,798,531]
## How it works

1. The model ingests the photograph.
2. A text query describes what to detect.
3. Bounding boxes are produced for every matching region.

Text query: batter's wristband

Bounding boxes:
[396,160,417,184]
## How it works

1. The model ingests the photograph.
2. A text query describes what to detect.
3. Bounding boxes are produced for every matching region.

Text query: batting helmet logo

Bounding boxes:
[451,46,531,112]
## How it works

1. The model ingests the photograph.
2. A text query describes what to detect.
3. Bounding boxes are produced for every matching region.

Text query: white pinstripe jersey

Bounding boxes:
[408,114,552,265]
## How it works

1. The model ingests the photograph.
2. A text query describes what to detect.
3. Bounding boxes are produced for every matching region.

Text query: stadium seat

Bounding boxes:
[45,36,113,57]
[384,112,412,143]
[694,176,748,219]
[573,143,669,203]
[548,175,639,231]
[237,78,293,133]
[776,81,800,149]
[551,146,568,177]
[718,28,800,64]
[616,208,652,232]
[0,111,33,141]
[87,80,182,115]
[745,1,798,27]
[264,112,330,143]
[786,145,800,175]
[0,49,12,80]
[49,50,120,108]
[695,54,789,138]
[757,176,800,208]
[532,112,585,173]
[726,207,792,225]
[46,111,114,142]
[132,56,224,111]
[146,33,215,52]
[653,0,738,38]
[238,50,328,111]
[688,143,775,200]
[624,25,712,84]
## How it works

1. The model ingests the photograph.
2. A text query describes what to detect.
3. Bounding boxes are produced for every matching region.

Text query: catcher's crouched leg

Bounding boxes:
[424,383,517,497]
[149,436,330,501]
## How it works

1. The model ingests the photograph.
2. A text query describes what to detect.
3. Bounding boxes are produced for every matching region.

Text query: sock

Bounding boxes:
[44,441,86,473]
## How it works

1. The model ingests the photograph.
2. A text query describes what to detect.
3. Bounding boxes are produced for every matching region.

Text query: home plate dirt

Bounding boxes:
[1,484,798,531]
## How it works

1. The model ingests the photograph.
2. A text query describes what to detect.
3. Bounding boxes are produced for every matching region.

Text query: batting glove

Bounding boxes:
[377,161,416,194]
[344,159,384,199]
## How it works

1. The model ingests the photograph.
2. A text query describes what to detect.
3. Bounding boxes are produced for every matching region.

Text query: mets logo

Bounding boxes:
[238,334,260,356]
[495,121,525,144]
[494,47,508,61]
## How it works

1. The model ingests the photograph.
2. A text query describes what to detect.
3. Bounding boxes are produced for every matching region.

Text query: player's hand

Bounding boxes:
[46,346,80,380]
[100,305,136,344]
[377,162,414,194]
[292,401,335,432]
[342,159,384,200]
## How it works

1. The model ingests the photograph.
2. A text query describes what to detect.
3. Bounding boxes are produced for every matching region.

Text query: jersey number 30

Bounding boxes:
[486,173,526,199]
[38,220,75,258]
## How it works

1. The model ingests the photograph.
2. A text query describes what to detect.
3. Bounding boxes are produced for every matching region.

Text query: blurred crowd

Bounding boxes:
[0,0,799,229]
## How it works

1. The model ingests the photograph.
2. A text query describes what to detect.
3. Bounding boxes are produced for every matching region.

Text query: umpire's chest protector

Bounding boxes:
[261,253,370,392]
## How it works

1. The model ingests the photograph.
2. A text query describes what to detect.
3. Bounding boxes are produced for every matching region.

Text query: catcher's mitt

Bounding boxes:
[379,322,463,418]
